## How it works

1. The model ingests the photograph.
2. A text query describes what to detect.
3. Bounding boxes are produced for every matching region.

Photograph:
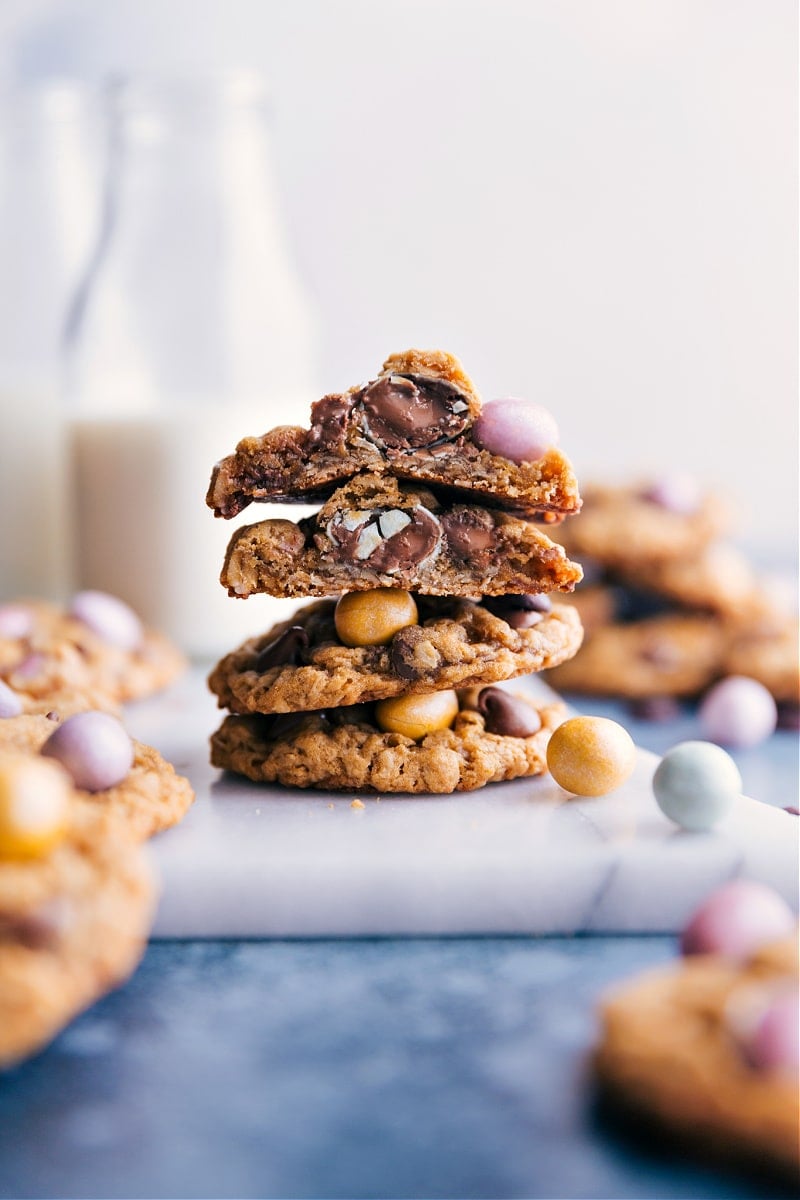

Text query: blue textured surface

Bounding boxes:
[0,707,796,1199]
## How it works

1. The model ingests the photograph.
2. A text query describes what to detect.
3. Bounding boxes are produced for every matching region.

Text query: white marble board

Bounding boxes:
[125,669,799,939]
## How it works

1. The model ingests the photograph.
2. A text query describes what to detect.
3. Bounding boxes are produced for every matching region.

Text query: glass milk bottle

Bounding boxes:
[65,73,319,658]
[0,82,100,601]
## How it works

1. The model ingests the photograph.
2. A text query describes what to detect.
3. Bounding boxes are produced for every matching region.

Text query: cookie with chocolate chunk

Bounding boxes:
[221,473,583,600]
[207,349,581,519]
[595,937,799,1181]
[0,714,194,841]
[0,799,155,1068]
[210,691,565,794]
[208,596,583,714]
[0,598,186,715]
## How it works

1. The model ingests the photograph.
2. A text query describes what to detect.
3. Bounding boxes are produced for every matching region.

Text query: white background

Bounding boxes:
[2,0,796,554]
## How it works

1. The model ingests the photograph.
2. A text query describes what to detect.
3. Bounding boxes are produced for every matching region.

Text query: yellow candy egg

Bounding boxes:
[0,751,72,860]
[375,690,460,740]
[546,715,636,797]
[335,588,418,648]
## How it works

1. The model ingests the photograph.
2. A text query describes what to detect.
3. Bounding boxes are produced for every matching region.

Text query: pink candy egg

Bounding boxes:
[681,880,795,960]
[41,711,134,792]
[472,398,559,464]
[699,676,778,749]
[0,605,34,639]
[741,989,800,1076]
[69,591,143,651]
[641,475,701,514]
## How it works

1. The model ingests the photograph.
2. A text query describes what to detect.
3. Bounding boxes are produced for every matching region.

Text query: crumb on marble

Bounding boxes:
[350,798,365,810]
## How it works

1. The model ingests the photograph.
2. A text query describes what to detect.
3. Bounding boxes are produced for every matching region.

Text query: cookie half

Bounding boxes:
[221,473,583,600]
[207,348,581,519]
[211,693,565,794]
[208,597,583,714]
[0,806,155,1068]
[0,714,194,841]
[595,937,799,1180]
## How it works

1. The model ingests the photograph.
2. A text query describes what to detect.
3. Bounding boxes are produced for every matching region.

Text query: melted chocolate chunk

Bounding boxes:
[389,625,443,680]
[305,393,354,451]
[356,374,470,450]
[476,688,542,738]
[481,593,551,629]
[777,702,800,732]
[0,898,72,950]
[328,507,441,573]
[441,509,497,566]
[254,626,309,671]
[611,585,673,624]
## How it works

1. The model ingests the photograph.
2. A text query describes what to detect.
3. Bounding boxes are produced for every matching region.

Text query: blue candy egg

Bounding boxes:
[652,741,741,831]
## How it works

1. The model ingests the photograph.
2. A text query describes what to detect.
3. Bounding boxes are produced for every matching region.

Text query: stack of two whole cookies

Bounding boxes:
[205,350,585,794]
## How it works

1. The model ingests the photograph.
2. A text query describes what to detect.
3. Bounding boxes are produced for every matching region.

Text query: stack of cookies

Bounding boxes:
[206,349,585,794]
[545,481,799,722]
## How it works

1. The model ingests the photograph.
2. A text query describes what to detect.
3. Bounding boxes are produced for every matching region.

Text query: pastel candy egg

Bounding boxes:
[41,711,134,792]
[546,715,636,797]
[472,398,559,464]
[0,604,34,639]
[0,681,23,719]
[652,741,740,830]
[640,475,701,514]
[68,590,143,651]
[0,751,72,860]
[681,880,795,959]
[741,989,800,1076]
[699,676,778,749]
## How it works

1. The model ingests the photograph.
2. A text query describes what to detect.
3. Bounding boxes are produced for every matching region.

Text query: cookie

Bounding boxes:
[221,472,583,600]
[724,620,800,705]
[210,690,566,793]
[209,596,583,714]
[595,937,799,1180]
[207,349,581,518]
[0,801,155,1068]
[545,614,727,699]
[0,598,186,713]
[553,483,729,568]
[0,714,194,841]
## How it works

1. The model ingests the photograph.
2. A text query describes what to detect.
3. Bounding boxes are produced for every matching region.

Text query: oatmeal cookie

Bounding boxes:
[0,600,186,713]
[210,692,566,794]
[0,714,194,841]
[595,937,799,1180]
[0,803,155,1068]
[207,349,581,518]
[209,597,583,714]
[221,473,583,600]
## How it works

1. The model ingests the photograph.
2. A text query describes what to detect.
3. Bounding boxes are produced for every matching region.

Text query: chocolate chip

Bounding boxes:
[305,393,354,451]
[45,710,60,722]
[476,687,542,738]
[639,640,680,668]
[390,626,442,679]
[441,509,497,566]
[611,586,673,624]
[783,806,800,816]
[356,374,471,450]
[254,626,309,671]
[481,593,551,629]
[0,897,73,949]
[777,702,800,732]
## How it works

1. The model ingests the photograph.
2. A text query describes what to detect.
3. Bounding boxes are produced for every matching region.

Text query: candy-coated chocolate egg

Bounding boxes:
[740,989,800,1076]
[640,475,701,514]
[375,690,459,740]
[699,676,777,749]
[473,398,559,463]
[0,680,23,719]
[546,715,635,796]
[681,880,795,959]
[0,604,34,639]
[653,741,740,830]
[335,589,418,648]
[42,711,134,793]
[69,590,143,650]
[0,751,71,860]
